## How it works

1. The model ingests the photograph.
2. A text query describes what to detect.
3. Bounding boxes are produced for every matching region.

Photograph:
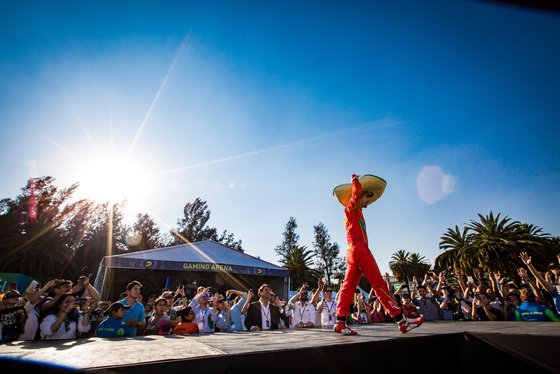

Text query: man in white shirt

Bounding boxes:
[316,285,337,327]
[188,287,214,333]
[289,287,316,328]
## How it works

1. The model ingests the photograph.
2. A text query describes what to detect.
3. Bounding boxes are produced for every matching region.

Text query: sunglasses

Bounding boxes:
[325,290,333,292]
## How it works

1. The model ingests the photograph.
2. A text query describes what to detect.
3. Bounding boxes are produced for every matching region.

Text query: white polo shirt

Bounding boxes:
[289,301,316,327]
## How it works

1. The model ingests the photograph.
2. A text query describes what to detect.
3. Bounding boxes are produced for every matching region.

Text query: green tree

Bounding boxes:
[0,177,88,280]
[331,262,347,292]
[312,222,344,286]
[127,213,165,252]
[389,250,412,295]
[215,230,243,252]
[408,252,431,280]
[73,202,128,278]
[280,245,321,290]
[436,211,559,283]
[275,217,299,258]
[466,212,521,278]
[389,250,431,294]
[170,198,243,251]
[434,225,471,275]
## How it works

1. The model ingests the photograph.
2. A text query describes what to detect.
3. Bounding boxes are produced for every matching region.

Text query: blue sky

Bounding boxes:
[1,0,559,277]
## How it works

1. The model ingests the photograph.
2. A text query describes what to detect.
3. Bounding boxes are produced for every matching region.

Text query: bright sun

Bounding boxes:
[78,153,146,204]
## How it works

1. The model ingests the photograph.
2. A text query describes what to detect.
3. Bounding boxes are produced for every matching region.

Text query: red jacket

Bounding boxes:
[345,176,368,248]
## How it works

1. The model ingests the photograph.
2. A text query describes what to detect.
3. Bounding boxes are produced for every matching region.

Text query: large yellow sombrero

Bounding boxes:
[333,174,387,207]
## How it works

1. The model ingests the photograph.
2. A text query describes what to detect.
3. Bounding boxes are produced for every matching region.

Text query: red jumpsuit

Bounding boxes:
[336,176,402,319]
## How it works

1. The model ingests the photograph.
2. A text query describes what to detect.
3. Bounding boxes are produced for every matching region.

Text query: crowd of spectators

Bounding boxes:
[1,252,558,342]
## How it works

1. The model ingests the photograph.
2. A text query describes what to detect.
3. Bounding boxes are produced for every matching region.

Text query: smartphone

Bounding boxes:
[467,276,474,283]
[29,280,39,289]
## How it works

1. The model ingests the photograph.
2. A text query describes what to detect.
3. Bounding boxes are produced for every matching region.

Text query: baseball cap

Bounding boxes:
[104,302,130,317]
[2,290,20,300]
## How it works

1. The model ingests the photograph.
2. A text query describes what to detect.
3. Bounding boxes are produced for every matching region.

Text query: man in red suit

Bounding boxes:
[333,174,424,334]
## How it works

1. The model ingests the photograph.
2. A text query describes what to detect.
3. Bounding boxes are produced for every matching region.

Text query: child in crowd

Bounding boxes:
[173,307,199,334]
[0,290,27,342]
[95,302,131,337]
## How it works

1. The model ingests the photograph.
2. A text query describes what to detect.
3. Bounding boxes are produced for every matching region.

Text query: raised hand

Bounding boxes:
[519,252,532,265]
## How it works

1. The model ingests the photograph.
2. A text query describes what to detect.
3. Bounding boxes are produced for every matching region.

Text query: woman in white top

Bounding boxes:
[40,293,91,340]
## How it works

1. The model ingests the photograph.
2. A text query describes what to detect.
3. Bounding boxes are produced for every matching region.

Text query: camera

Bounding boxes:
[75,297,86,305]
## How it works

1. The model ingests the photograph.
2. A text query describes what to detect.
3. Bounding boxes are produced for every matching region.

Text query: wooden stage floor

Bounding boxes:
[1,321,559,372]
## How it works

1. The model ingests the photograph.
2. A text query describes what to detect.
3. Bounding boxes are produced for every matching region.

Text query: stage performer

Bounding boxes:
[332,174,424,334]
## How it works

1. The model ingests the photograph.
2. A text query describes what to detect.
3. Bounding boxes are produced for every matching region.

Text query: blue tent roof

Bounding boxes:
[98,240,289,277]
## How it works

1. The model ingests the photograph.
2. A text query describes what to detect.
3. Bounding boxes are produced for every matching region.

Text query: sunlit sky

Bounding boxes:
[1,1,559,276]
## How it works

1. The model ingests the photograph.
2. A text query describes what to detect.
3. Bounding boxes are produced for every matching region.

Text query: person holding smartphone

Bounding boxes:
[39,293,91,340]
[317,285,338,327]
[472,292,502,321]
[188,287,215,332]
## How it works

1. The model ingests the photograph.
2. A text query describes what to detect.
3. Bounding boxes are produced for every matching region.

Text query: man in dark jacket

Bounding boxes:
[245,284,288,331]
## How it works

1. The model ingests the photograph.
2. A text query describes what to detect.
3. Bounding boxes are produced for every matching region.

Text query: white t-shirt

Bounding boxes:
[39,314,90,340]
[189,300,213,332]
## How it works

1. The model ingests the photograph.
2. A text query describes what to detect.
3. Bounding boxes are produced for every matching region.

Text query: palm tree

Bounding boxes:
[408,252,431,280]
[514,223,559,272]
[436,212,559,284]
[435,225,472,276]
[389,250,412,295]
[280,245,321,290]
[467,211,521,278]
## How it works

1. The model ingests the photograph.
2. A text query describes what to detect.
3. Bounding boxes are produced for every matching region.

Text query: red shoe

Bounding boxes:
[397,315,424,333]
[333,320,358,335]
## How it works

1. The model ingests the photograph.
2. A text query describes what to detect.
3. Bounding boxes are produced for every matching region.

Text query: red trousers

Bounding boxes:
[336,243,401,319]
